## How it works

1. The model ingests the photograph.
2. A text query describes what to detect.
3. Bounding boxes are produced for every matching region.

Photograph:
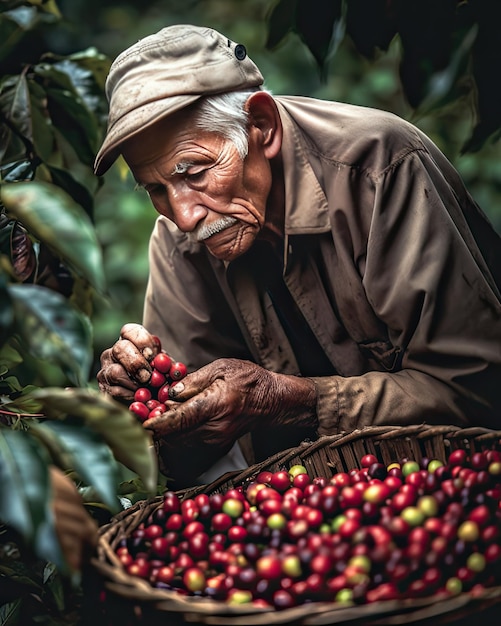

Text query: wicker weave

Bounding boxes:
[92,424,501,625]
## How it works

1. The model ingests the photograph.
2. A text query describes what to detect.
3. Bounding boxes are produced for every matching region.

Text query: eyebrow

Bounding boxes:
[171,161,194,176]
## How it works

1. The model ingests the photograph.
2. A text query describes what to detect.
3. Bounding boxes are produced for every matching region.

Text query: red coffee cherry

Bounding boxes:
[149,370,166,387]
[169,361,187,380]
[152,352,172,374]
[129,401,149,422]
[134,387,152,403]
[157,383,170,404]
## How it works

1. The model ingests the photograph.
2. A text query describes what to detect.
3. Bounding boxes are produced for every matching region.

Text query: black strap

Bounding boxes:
[253,242,336,377]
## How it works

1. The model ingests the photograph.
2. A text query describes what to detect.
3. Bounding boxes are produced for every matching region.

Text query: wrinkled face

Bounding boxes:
[122,109,273,261]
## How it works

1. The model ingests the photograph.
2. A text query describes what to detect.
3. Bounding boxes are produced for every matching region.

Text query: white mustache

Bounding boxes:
[194,216,238,242]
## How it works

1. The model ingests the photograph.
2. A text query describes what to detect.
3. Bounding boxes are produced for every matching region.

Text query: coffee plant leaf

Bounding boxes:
[7,283,93,386]
[345,0,398,59]
[46,164,94,217]
[265,0,297,50]
[296,0,344,72]
[36,420,122,513]
[0,343,22,371]
[33,63,101,165]
[463,3,501,152]
[2,386,43,414]
[1,181,106,293]
[0,599,21,625]
[0,73,31,142]
[0,426,63,570]
[30,387,158,494]
[0,276,14,348]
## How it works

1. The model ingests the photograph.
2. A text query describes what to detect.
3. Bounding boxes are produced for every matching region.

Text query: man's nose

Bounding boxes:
[168,188,207,232]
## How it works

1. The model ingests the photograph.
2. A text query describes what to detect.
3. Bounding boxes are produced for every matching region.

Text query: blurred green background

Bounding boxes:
[44,0,501,376]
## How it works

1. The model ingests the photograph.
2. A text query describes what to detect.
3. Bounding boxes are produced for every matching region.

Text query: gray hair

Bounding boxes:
[190,90,262,159]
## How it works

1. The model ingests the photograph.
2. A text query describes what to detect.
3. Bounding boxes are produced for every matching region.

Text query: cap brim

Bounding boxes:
[94,93,200,176]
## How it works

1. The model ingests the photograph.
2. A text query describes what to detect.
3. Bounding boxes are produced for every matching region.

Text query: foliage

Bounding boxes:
[266,0,501,153]
[0,1,157,622]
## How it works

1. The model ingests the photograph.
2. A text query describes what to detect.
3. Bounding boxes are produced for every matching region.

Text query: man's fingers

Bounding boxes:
[143,396,208,437]
[112,339,152,384]
[168,363,218,400]
[97,362,137,390]
[97,362,137,402]
[120,323,160,362]
[143,407,186,437]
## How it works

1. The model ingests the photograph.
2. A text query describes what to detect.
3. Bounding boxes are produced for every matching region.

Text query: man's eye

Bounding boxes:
[186,170,206,182]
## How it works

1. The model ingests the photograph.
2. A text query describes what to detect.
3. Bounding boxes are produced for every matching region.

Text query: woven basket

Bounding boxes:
[91,424,501,625]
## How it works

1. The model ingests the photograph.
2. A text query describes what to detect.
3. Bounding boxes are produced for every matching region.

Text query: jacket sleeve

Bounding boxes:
[312,148,501,433]
[142,217,253,371]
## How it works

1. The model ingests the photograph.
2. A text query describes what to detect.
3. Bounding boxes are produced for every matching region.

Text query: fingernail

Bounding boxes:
[143,347,153,361]
[138,368,151,383]
[169,382,184,398]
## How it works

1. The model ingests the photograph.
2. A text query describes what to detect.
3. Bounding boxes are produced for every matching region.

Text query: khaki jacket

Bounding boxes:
[143,96,501,461]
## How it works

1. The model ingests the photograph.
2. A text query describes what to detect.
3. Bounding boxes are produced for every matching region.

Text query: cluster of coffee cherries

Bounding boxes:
[115,447,501,610]
[128,346,188,422]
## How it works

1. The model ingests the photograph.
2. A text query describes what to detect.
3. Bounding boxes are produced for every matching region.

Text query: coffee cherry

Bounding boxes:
[449,449,468,467]
[183,567,206,592]
[269,470,292,492]
[157,383,171,404]
[149,369,166,388]
[256,554,282,580]
[148,405,166,419]
[134,387,152,403]
[129,401,149,422]
[170,361,187,380]
[151,352,172,374]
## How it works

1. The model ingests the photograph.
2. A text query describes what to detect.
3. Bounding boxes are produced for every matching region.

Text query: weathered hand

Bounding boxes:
[96,323,160,402]
[50,466,98,572]
[143,358,318,452]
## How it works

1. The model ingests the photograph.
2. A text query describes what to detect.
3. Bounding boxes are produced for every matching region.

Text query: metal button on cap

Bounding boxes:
[234,44,247,60]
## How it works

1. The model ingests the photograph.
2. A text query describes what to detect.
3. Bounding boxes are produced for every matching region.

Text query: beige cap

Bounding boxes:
[94,24,264,175]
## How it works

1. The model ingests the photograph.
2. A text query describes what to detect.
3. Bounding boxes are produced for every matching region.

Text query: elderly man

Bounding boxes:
[95,25,501,486]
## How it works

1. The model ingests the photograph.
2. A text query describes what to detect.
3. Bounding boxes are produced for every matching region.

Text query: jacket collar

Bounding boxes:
[275,100,330,268]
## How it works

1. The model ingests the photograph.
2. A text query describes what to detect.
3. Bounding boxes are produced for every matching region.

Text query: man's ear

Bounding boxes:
[245,91,282,159]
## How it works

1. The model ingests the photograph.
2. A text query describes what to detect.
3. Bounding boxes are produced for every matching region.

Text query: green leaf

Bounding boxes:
[463,4,501,152]
[397,0,462,109]
[29,387,158,493]
[4,388,43,414]
[266,0,298,50]
[0,73,32,142]
[42,560,66,612]
[65,47,111,93]
[0,158,35,182]
[27,79,55,163]
[0,343,22,372]
[46,165,94,216]
[0,427,62,569]
[0,7,38,67]
[33,62,101,165]
[39,420,122,513]
[295,0,344,73]
[7,283,93,386]
[0,599,21,625]
[412,23,476,121]
[345,0,398,58]
[0,181,106,293]
[0,276,14,348]
[1,5,39,29]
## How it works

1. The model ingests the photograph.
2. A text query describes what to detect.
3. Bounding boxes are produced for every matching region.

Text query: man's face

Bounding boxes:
[122,109,273,261]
